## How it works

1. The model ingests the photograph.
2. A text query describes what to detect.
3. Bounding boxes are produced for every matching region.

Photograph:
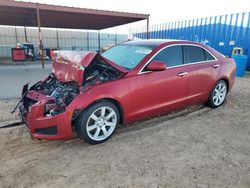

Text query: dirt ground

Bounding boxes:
[0,76,250,188]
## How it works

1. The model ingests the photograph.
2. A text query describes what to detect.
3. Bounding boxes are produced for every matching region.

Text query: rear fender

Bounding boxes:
[217,58,236,92]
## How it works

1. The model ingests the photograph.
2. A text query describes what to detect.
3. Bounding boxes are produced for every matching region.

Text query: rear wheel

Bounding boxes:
[76,101,119,144]
[207,80,227,108]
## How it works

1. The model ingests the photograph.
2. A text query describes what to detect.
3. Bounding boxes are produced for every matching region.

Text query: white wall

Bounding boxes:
[0,26,128,57]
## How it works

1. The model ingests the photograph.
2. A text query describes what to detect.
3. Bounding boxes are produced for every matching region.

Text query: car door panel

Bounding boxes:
[125,67,189,122]
[183,46,221,105]
[183,61,220,104]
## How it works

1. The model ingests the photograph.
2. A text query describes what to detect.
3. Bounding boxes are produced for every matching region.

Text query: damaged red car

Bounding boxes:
[17,40,236,144]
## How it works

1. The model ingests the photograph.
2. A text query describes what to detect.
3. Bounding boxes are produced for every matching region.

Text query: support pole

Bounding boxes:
[115,27,118,44]
[147,17,150,40]
[56,29,59,49]
[36,7,44,69]
[87,31,90,51]
[98,30,101,52]
[14,26,18,44]
[24,27,27,42]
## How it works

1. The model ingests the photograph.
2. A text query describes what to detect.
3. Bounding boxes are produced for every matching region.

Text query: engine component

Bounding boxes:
[27,75,79,116]
[84,58,122,88]
[21,58,122,117]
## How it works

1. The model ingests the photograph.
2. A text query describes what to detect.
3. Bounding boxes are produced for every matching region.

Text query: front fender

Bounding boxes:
[66,86,122,111]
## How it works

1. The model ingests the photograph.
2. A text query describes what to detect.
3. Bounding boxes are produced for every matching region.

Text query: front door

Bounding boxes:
[128,45,190,121]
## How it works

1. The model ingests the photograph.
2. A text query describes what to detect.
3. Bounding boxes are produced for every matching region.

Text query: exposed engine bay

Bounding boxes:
[11,51,128,140]
[19,57,123,118]
[83,58,122,88]
[28,75,80,116]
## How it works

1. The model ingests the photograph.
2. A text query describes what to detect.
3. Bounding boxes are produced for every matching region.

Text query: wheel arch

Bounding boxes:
[217,77,230,93]
[221,78,229,91]
[206,77,229,108]
[74,98,124,125]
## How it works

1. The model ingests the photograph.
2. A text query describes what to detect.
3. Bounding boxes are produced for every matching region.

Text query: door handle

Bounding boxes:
[177,72,188,77]
[212,64,220,69]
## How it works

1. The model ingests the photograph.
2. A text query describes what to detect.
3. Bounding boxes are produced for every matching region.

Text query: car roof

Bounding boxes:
[123,39,184,47]
[122,39,206,48]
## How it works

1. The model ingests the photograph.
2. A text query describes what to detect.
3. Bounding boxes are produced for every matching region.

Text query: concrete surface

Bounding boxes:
[0,64,52,99]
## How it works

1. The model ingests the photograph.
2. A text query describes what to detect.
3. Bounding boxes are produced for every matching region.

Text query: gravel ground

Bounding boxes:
[0,76,250,188]
[0,99,19,124]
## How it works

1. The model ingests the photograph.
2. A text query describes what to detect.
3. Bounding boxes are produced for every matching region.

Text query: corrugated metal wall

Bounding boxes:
[132,12,250,66]
[0,26,128,57]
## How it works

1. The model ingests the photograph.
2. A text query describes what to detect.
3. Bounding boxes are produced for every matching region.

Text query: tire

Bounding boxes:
[76,101,120,145]
[207,80,228,108]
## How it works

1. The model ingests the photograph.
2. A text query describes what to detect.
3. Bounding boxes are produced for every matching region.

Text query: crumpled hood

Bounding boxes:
[52,51,127,85]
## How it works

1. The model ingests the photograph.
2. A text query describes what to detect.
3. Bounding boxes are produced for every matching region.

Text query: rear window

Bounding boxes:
[204,50,215,61]
[185,46,205,64]
[184,45,215,64]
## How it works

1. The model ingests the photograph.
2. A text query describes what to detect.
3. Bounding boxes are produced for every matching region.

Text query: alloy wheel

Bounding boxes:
[212,82,227,106]
[86,106,117,141]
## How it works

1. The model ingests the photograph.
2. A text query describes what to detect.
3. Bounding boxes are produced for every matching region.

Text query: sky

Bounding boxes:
[17,0,250,34]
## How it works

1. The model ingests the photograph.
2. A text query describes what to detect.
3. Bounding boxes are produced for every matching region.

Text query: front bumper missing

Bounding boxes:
[20,100,73,140]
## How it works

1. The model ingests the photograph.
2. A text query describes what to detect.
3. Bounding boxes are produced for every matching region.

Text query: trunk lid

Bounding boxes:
[52,51,127,85]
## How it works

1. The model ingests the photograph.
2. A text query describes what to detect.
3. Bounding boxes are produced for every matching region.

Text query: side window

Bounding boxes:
[184,46,206,64]
[204,50,215,61]
[150,46,183,67]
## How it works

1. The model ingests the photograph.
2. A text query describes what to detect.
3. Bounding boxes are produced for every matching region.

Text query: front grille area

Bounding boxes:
[35,126,57,135]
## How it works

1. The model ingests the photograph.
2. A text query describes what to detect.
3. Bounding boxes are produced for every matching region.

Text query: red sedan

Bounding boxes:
[18,40,236,144]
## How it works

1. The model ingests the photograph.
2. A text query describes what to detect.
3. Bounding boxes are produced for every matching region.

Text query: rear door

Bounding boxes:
[183,45,221,104]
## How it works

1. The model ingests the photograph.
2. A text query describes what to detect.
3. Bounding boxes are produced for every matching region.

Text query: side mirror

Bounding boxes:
[147,61,166,71]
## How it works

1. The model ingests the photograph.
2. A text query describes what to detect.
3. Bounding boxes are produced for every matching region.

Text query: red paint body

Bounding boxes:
[20,40,236,140]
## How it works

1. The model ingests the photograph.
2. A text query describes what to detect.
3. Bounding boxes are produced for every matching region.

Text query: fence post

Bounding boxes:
[147,17,149,39]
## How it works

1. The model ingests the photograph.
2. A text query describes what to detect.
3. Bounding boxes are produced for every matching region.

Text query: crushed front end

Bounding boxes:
[18,74,79,140]
[15,50,126,141]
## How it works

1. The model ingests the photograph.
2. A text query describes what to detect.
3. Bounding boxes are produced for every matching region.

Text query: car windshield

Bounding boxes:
[102,44,155,70]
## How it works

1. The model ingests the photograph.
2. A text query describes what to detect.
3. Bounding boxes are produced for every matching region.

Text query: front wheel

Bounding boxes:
[76,101,119,144]
[207,80,228,108]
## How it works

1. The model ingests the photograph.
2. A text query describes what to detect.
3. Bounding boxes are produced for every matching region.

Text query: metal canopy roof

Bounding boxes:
[0,0,149,30]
